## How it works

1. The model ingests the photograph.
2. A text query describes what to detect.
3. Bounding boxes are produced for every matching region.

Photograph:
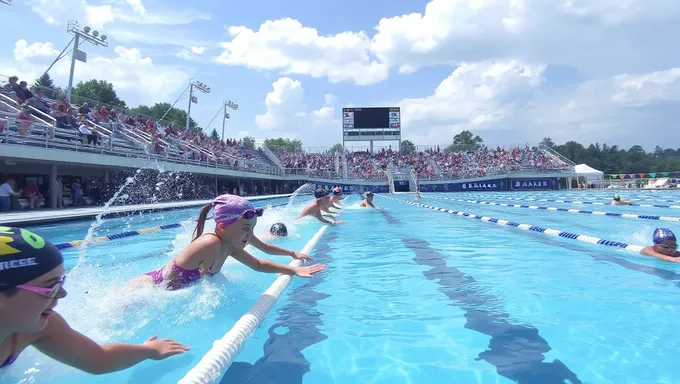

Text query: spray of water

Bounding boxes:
[284,182,314,213]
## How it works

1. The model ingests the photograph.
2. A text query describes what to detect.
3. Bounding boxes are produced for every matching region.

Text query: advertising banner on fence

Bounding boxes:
[314,183,389,194]
[420,178,508,192]
[509,178,559,190]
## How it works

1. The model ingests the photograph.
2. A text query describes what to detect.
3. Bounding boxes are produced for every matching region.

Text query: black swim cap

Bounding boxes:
[314,189,329,199]
[0,227,63,291]
[270,223,288,237]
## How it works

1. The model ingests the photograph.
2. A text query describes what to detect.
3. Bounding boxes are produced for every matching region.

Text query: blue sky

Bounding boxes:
[1,0,679,151]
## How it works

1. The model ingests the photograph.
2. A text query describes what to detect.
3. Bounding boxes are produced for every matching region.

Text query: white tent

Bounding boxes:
[575,163,604,185]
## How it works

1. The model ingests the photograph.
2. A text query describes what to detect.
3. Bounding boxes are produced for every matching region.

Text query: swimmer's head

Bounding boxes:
[194,194,263,247]
[332,187,342,196]
[613,194,621,201]
[653,228,677,256]
[314,189,330,200]
[270,223,288,237]
[0,227,67,332]
[366,191,374,201]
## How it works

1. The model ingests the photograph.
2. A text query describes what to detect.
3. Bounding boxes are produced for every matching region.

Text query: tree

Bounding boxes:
[242,136,256,150]
[540,137,556,148]
[329,143,344,154]
[444,130,484,152]
[71,79,127,108]
[132,102,197,129]
[210,128,220,141]
[400,140,416,154]
[263,138,303,153]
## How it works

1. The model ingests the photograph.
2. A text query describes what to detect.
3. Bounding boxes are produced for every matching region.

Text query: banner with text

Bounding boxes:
[314,183,390,194]
[509,178,559,191]
[420,178,508,192]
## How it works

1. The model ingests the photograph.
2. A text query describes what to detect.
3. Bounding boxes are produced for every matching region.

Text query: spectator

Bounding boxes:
[23,180,44,209]
[0,178,21,212]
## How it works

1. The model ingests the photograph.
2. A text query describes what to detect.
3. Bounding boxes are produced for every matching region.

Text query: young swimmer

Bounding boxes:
[270,223,288,237]
[359,191,376,208]
[640,228,680,263]
[329,187,343,210]
[137,195,323,290]
[0,227,189,372]
[297,189,346,225]
[611,194,632,206]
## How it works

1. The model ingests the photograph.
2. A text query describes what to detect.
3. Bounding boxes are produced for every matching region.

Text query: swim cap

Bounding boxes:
[366,191,374,197]
[653,228,676,244]
[332,187,342,195]
[613,194,621,201]
[211,194,255,225]
[0,227,63,291]
[314,189,329,199]
[270,223,288,237]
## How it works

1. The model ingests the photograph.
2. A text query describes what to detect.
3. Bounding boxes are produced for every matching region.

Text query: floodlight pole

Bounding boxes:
[65,34,80,103]
[185,80,211,131]
[221,99,239,141]
[64,21,108,103]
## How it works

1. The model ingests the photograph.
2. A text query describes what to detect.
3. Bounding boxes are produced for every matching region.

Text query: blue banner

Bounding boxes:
[314,183,389,194]
[420,178,508,192]
[509,178,559,190]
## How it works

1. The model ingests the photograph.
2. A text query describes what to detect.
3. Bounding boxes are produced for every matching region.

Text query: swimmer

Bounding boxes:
[359,191,376,208]
[640,228,680,263]
[329,187,343,209]
[135,195,323,290]
[415,192,421,199]
[270,223,288,237]
[297,189,346,225]
[611,194,632,206]
[0,227,189,372]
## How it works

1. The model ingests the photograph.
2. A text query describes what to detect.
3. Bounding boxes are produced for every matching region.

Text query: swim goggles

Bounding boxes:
[214,207,265,224]
[16,276,65,299]
[657,243,678,250]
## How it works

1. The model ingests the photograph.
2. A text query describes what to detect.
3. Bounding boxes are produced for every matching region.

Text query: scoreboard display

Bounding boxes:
[343,107,400,129]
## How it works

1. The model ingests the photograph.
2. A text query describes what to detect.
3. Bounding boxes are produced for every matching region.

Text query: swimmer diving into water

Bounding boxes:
[611,194,632,205]
[640,228,680,263]
[329,187,343,210]
[297,189,346,225]
[0,227,188,372]
[135,195,323,290]
[360,191,376,208]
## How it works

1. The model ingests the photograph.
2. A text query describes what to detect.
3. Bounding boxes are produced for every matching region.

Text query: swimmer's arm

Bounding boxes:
[368,202,376,208]
[250,235,296,257]
[640,247,680,263]
[314,210,334,224]
[330,202,341,209]
[33,313,171,374]
[230,247,296,274]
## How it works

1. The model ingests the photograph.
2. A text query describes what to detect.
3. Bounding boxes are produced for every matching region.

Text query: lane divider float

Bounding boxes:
[423,195,680,223]
[427,194,680,209]
[378,195,645,254]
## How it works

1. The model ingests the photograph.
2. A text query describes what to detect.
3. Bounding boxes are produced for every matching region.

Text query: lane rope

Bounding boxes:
[423,195,680,223]
[378,195,645,254]
[432,194,680,209]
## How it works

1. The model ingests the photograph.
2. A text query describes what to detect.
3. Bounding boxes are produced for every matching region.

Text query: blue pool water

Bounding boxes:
[3,190,680,384]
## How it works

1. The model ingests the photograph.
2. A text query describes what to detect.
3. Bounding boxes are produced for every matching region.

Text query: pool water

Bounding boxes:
[3,190,680,384]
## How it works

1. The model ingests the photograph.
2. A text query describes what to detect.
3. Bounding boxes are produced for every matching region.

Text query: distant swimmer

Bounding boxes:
[611,194,632,205]
[0,227,189,372]
[135,194,323,290]
[359,191,376,208]
[297,189,346,225]
[640,228,680,263]
[415,192,421,200]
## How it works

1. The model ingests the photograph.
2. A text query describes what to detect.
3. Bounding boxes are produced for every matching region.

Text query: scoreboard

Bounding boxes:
[342,107,401,143]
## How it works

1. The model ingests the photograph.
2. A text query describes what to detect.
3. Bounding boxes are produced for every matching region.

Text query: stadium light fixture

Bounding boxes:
[0,0,11,5]
[64,21,109,103]
[221,99,239,141]
[186,80,212,131]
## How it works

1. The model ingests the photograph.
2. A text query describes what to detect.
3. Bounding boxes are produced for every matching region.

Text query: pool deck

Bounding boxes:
[0,194,292,227]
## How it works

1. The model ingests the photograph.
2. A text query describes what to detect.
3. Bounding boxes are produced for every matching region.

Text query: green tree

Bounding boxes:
[540,137,556,148]
[242,136,256,150]
[71,79,127,108]
[132,102,197,129]
[444,130,484,152]
[210,128,219,141]
[329,143,344,154]
[400,140,416,154]
[264,138,303,153]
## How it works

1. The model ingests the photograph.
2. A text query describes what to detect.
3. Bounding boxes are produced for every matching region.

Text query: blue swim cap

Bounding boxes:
[0,227,63,291]
[653,228,676,244]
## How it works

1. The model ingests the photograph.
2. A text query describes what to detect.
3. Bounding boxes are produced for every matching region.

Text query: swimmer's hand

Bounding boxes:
[143,336,190,359]
[295,264,326,278]
[291,251,312,262]
[333,220,346,225]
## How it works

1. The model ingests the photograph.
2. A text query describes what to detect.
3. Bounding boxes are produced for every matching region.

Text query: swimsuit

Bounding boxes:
[145,234,220,288]
[1,333,17,368]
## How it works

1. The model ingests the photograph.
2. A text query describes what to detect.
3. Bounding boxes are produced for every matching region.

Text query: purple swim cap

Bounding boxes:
[211,194,255,225]
[653,228,676,244]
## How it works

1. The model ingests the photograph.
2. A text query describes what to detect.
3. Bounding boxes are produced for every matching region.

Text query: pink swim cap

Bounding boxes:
[211,194,255,225]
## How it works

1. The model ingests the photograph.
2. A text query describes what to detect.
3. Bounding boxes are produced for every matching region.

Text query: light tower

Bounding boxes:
[64,21,108,103]
[186,80,211,131]
[0,0,12,5]
[221,99,239,141]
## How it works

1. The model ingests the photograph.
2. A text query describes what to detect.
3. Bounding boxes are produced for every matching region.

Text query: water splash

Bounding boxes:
[284,182,314,213]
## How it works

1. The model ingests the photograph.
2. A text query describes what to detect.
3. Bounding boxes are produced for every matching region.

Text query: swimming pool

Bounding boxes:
[3,190,680,384]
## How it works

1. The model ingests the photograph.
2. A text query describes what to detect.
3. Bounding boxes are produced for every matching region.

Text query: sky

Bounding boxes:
[1,0,679,151]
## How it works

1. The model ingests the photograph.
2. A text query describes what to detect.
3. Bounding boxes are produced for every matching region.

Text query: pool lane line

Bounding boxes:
[378,195,645,254]
[222,232,338,384]
[427,193,680,209]
[53,202,289,250]
[178,225,329,384]
[423,195,680,223]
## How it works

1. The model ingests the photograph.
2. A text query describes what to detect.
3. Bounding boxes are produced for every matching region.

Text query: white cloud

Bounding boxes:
[190,46,207,54]
[254,78,339,141]
[0,39,191,107]
[216,19,388,86]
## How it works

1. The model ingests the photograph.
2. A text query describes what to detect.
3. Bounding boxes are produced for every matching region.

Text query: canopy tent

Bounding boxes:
[575,163,604,185]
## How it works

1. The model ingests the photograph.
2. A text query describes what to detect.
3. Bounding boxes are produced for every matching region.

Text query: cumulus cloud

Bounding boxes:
[0,39,191,107]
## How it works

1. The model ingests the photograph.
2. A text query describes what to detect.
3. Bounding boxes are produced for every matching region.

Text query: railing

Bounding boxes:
[539,144,576,167]
[259,143,285,170]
